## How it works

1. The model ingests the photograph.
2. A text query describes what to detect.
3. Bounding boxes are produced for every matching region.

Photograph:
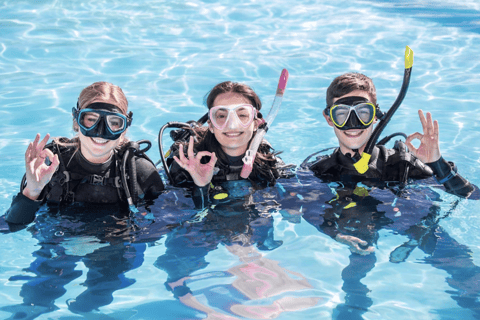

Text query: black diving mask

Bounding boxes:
[327,96,378,131]
[72,102,133,140]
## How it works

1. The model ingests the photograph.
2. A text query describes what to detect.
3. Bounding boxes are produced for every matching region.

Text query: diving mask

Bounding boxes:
[209,104,257,130]
[328,96,377,130]
[73,102,132,140]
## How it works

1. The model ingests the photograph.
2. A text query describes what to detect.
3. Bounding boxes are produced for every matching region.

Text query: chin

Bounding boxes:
[336,127,372,151]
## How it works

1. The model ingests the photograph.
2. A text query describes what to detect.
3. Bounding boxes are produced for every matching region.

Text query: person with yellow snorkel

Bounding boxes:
[306,47,474,198]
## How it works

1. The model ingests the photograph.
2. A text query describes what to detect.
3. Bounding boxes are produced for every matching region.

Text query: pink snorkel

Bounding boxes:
[240,69,289,179]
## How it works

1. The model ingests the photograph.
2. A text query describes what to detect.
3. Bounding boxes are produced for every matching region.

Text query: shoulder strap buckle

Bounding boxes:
[60,171,70,185]
[90,174,106,186]
[114,176,122,188]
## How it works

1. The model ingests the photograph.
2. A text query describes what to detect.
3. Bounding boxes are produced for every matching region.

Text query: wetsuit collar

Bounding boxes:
[75,149,114,174]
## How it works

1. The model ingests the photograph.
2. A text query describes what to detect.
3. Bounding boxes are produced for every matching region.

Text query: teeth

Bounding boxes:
[345,130,362,137]
[92,137,108,144]
[224,132,242,137]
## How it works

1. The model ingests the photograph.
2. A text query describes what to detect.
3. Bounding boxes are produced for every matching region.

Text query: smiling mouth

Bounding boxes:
[223,132,243,137]
[344,130,363,137]
[91,137,109,144]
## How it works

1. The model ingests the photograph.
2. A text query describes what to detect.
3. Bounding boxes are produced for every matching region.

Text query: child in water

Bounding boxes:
[308,72,474,198]
[5,81,164,225]
[169,81,290,208]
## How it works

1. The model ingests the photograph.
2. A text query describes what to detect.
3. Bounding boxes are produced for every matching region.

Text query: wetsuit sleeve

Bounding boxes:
[5,191,44,225]
[426,157,475,198]
[134,157,165,200]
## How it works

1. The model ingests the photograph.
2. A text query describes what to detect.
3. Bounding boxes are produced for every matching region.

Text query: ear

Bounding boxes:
[253,119,260,132]
[323,111,335,128]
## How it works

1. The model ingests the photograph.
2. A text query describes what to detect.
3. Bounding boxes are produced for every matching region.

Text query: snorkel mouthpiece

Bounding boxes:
[353,46,414,174]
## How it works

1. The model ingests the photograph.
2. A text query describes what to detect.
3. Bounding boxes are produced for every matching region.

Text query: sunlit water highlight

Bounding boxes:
[1,0,480,319]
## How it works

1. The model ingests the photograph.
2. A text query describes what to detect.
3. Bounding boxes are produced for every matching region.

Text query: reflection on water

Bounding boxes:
[278,170,480,319]
[1,0,480,318]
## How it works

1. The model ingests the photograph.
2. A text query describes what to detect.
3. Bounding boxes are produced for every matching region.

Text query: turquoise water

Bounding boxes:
[1,0,480,319]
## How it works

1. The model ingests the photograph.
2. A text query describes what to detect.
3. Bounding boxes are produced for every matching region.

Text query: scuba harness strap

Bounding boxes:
[308,139,432,185]
[23,139,153,209]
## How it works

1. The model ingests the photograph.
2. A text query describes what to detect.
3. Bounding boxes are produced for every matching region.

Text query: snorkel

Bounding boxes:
[353,46,414,174]
[240,69,289,179]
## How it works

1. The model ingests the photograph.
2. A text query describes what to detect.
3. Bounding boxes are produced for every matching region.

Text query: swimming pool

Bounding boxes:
[1,0,480,319]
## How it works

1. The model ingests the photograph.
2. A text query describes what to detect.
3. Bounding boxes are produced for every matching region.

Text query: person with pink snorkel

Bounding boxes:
[166,78,292,210]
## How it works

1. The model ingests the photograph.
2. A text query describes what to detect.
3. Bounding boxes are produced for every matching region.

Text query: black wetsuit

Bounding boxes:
[5,141,164,225]
[168,142,290,209]
[308,143,475,198]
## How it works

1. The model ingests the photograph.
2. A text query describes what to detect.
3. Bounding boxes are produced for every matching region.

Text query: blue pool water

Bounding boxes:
[1,0,480,319]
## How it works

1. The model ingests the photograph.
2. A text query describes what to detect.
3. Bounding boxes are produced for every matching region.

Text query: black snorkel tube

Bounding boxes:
[157,113,208,184]
[353,46,414,174]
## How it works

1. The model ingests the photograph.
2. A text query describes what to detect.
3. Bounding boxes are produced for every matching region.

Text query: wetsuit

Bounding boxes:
[5,140,164,225]
[308,142,475,198]
[168,141,291,209]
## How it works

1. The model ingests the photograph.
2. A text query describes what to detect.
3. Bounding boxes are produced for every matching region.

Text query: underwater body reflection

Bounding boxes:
[0,190,191,319]
[154,180,322,319]
[277,170,480,319]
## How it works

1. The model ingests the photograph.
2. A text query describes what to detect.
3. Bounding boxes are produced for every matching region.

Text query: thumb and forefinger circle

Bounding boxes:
[405,132,423,153]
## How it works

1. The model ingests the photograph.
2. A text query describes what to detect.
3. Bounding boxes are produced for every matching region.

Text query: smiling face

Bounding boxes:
[324,90,377,156]
[209,92,257,157]
[78,131,124,163]
[76,105,126,163]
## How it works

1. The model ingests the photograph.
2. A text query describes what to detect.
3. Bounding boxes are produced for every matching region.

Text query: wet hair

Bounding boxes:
[56,82,129,150]
[325,72,377,109]
[205,81,262,111]
[179,81,280,184]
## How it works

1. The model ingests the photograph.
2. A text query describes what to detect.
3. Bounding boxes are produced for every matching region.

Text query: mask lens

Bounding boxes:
[234,106,254,125]
[354,103,375,125]
[331,105,351,127]
[106,115,126,132]
[79,111,100,129]
[212,108,230,128]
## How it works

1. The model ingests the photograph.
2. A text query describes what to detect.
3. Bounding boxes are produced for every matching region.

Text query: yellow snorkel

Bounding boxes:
[353,46,414,174]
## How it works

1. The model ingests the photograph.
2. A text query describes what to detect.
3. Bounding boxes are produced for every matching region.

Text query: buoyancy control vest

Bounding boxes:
[168,141,288,188]
[308,140,433,185]
[21,139,156,206]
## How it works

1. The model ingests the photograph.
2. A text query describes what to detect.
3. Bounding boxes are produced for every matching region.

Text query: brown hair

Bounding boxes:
[205,81,262,111]
[56,82,129,149]
[326,72,377,108]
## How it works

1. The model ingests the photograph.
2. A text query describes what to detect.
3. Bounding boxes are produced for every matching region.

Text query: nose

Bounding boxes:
[226,112,241,129]
[348,112,360,127]
[96,118,106,136]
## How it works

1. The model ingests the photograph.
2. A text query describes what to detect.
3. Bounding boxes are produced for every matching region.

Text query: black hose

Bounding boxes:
[158,121,191,185]
[120,140,152,211]
[157,113,209,185]
[128,145,138,205]
[363,67,412,155]
[121,149,132,202]
[377,132,408,146]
